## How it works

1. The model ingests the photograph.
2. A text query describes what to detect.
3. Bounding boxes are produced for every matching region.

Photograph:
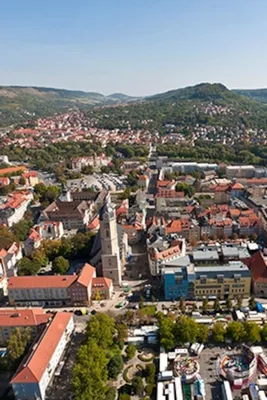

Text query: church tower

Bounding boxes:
[100,201,122,286]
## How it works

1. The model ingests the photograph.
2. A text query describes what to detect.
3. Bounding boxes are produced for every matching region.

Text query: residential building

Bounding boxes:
[147,235,186,276]
[0,155,9,164]
[226,165,256,179]
[24,222,64,256]
[137,175,149,190]
[91,277,113,300]
[246,251,267,297]
[11,312,74,400]
[71,154,111,170]
[41,199,92,230]
[0,308,52,345]
[0,191,33,227]
[0,242,22,278]
[0,177,10,187]
[8,263,97,306]
[22,171,39,187]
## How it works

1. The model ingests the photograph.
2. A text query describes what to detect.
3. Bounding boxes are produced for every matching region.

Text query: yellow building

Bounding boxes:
[194,262,251,299]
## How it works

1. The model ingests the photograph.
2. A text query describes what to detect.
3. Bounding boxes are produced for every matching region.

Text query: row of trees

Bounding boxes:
[156,139,267,166]
[73,313,124,400]
[158,313,267,350]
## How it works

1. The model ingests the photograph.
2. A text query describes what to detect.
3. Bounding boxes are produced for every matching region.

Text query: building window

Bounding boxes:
[106,230,110,238]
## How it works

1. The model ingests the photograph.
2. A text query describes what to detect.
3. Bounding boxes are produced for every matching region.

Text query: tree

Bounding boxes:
[179,297,186,313]
[107,354,124,379]
[236,296,243,309]
[158,314,176,350]
[232,233,239,241]
[119,394,131,400]
[213,298,221,312]
[106,388,116,400]
[226,321,245,343]
[0,226,17,250]
[226,297,233,311]
[132,376,144,396]
[202,298,209,313]
[7,327,32,364]
[145,363,156,384]
[119,187,131,200]
[72,339,109,400]
[12,219,33,241]
[31,249,48,267]
[17,257,41,276]
[197,324,209,343]
[86,314,115,349]
[175,316,198,344]
[212,323,226,343]
[117,323,128,341]
[243,322,261,343]
[19,176,26,185]
[125,344,136,360]
[94,290,101,301]
[261,324,267,341]
[145,384,154,396]
[52,256,69,274]
[249,296,256,310]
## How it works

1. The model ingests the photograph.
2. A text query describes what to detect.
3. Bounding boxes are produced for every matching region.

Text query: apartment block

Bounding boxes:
[0,191,33,227]
[0,308,51,345]
[11,312,74,400]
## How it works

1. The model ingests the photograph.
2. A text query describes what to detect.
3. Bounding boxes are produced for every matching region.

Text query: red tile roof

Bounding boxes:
[246,251,267,282]
[0,166,26,176]
[8,275,77,290]
[231,183,244,190]
[92,277,112,289]
[11,312,72,384]
[77,263,95,287]
[0,309,51,327]
[0,249,8,258]
[88,216,100,230]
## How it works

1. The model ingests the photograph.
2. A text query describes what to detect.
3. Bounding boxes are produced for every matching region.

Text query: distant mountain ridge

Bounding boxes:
[233,88,267,103]
[0,85,140,127]
[1,82,267,127]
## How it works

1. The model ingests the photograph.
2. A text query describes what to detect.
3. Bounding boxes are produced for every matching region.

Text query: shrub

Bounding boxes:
[122,366,132,383]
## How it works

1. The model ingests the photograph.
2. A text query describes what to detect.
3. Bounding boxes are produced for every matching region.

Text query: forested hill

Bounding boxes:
[233,88,267,104]
[88,83,267,131]
[2,82,267,129]
[148,83,236,102]
[0,86,139,127]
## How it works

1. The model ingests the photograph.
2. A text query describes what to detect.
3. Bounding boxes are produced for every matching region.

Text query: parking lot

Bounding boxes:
[198,347,223,400]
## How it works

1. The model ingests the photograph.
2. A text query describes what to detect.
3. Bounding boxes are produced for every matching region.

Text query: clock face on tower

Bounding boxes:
[103,212,109,221]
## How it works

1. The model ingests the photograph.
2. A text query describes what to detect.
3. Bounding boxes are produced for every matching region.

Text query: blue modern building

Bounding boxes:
[163,267,189,300]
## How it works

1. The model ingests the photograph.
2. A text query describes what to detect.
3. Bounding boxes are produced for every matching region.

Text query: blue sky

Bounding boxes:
[1,0,267,95]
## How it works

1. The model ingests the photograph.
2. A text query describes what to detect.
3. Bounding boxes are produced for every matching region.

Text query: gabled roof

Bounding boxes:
[0,308,51,327]
[246,251,267,282]
[8,275,77,290]
[76,263,95,287]
[92,277,112,289]
[11,312,72,384]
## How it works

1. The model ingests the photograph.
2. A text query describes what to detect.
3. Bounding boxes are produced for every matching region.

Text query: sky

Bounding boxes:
[1,0,267,96]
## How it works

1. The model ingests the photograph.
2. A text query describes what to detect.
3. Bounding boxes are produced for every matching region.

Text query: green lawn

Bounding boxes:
[138,305,156,316]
